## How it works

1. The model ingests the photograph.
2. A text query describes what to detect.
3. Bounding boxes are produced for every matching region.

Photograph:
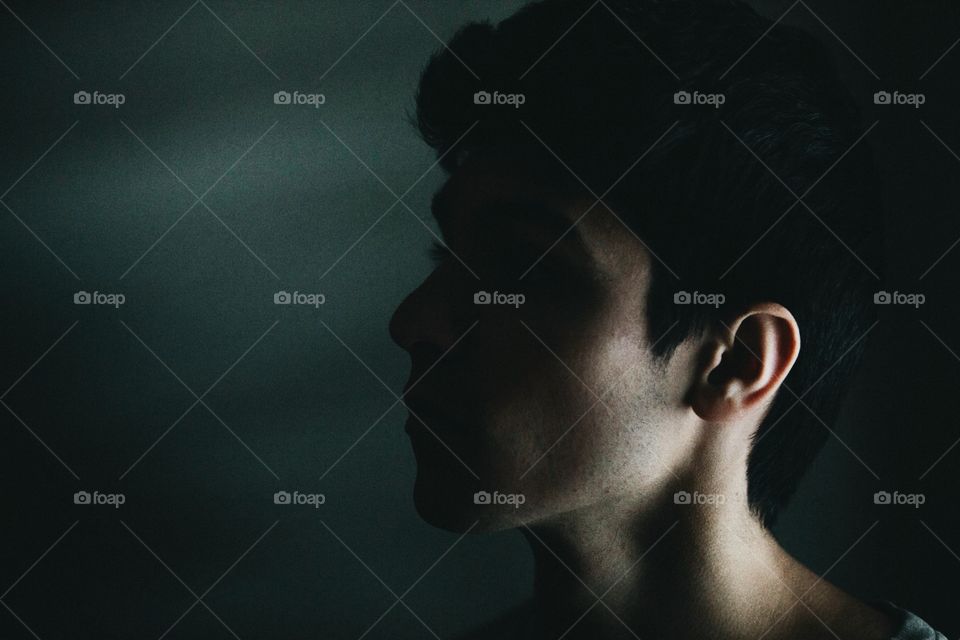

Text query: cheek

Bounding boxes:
[478,322,642,481]
[490,364,596,468]
[463,270,654,473]
[537,323,661,481]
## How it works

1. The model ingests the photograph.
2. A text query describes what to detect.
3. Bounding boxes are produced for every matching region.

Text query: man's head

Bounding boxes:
[389,0,882,532]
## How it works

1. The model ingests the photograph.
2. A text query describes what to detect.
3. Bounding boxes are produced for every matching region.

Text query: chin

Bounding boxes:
[411,471,532,533]
[411,469,479,531]
[406,426,534,532]
[413,493,477,532]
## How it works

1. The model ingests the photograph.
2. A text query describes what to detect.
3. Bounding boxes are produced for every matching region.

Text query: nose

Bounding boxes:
[389,269,465,355]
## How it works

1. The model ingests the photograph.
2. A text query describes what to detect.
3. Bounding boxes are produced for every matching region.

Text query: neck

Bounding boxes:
[519,456,889,640]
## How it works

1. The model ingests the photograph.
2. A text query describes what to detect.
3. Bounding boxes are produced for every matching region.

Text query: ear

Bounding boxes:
[690,303,800,423]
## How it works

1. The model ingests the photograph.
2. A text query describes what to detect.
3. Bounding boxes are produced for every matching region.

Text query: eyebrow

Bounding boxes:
[431,192,586,252]
[486,199,579,240]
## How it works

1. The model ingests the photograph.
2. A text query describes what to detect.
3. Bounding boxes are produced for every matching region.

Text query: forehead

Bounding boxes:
[433,152,579,220]
[432,152,650,276]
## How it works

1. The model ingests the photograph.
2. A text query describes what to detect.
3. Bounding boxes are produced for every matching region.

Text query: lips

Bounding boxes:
[402,395,465,437]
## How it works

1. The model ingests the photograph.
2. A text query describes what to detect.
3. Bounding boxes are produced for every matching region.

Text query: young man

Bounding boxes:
[389,1,946,638]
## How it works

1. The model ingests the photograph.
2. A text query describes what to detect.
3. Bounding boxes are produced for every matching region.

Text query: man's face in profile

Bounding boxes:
[385,0,952,635]
[390,153,691,533]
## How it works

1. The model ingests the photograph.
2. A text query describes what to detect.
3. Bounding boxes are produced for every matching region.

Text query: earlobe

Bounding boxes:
[690,304,800,424]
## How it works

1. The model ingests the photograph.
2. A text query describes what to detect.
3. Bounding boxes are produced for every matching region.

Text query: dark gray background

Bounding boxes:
[1,1,957,638]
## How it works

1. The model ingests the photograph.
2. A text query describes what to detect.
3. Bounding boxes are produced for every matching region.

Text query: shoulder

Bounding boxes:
[870,601,948,640]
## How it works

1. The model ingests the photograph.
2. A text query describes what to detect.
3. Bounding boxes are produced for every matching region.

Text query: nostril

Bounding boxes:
[407,342,449,377]
[389,267,471,354]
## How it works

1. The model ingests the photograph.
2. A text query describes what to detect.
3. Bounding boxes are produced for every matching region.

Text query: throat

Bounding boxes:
[519,494,884,640]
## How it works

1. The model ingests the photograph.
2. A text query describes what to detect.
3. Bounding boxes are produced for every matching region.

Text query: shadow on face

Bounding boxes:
[389,152,684,533]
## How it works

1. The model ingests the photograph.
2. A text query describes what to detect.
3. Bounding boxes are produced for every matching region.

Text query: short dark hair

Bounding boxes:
[414,0,883,528]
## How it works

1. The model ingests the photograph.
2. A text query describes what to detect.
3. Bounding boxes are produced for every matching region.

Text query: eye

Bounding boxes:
[427,240,452,265]
[505,243,562,278]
